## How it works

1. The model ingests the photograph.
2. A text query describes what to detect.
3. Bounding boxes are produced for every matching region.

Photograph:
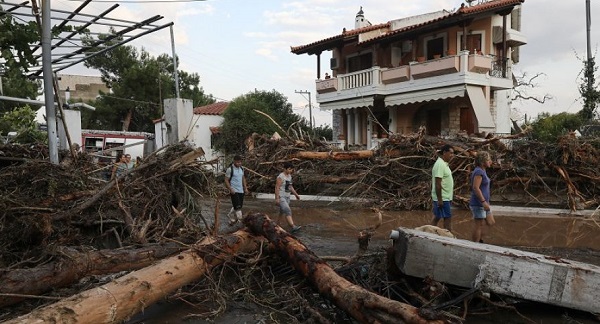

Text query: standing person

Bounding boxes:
[431,144,455,231]
[124,154,134,169]
[111,153,129,180]
[470,151,496,243]
[275,162,301,233]
[224,155,249,225]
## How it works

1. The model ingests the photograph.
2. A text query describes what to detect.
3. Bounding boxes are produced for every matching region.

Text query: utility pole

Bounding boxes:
[42,0,59,164]
[295,90,312,129]
[586,0,593,91]
[170,25,180,98]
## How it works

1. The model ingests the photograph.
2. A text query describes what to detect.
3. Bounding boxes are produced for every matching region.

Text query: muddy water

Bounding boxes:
[127,198,600,324]
[237,198,600,254]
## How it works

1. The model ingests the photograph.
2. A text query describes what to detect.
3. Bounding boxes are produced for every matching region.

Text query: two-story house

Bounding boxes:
[291,0,526,148]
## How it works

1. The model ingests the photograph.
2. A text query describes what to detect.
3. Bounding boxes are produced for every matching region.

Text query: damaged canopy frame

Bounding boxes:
[0,0,173,76]
[0,0,175,164]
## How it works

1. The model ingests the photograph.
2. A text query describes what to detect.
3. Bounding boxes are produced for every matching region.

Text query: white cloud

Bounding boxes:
[255,48,278,61]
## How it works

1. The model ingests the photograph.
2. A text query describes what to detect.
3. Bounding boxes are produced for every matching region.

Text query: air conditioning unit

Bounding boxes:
[401,40,412,53]
[330,58,339,70]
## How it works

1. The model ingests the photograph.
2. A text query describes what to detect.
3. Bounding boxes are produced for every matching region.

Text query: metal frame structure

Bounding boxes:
[0,0,175,163]
[1,0,172,77]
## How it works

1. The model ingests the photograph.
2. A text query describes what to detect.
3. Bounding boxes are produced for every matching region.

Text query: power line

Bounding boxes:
[100,94,160,106]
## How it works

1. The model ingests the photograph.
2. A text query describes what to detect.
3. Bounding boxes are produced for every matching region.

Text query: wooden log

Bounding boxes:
[243,213,445,324]
[391,227,600,314]
[4,231,261,324]
[293,150,374,160]
[0,243,184,307]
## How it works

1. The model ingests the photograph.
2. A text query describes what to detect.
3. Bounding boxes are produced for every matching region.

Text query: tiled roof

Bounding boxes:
[290,22,390,54]
[209,126,221,135]
[292,0,524,52]
[459,0,524,14]
[193,101,229,115]
[359,0,524,45]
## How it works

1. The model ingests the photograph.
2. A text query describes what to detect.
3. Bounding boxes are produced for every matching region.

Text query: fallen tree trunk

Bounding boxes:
[293,150,374,160]
[243,212,445,324]
[3,231,261,324]
[0,243,184,308]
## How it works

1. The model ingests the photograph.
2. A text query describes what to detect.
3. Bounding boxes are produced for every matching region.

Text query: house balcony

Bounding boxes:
[316,50,512,106]
[316,78,338,94]
[381,65,410,84]
[411,56,460,79]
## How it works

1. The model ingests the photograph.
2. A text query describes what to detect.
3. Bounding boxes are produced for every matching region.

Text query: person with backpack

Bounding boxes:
[224,155,249,225]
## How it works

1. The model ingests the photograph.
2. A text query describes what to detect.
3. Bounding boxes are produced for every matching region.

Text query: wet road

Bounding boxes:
[127,197,600,324]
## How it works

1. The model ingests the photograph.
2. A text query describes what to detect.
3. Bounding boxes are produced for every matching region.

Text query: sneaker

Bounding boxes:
[228,218,237,226]
[290,225,302,233]
[226,207,234,219]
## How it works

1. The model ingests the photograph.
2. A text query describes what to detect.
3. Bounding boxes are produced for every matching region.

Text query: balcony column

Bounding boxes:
[346,108,354,145]
[354,108,361,146]
[388,106,397,135]
[372,66,381,90]
[459,50,469,74]
[367,115,373,149]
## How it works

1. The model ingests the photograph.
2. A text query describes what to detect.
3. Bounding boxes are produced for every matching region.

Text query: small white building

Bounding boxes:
[154,101,229,170]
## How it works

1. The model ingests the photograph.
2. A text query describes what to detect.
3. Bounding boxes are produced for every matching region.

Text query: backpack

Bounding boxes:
[227,163,244,179]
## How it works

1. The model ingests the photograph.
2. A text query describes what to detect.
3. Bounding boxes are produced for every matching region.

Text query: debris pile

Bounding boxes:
[0,143,217,267]
[243,128,600,211]
[1,130,600,323]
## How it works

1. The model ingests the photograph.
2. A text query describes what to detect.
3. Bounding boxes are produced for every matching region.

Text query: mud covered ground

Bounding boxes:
[128,198,600,324]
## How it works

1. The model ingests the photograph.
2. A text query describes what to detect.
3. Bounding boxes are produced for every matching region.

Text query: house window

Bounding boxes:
[458,31,486,54]
[426,37,444,59]
[423,33,447,59]
[347,52,373,73]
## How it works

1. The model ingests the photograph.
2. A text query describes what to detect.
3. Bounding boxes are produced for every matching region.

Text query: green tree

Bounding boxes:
[81,31,214,132]
[0,105,46,143]
[312,124,333,140]
[578,57,600,121]
[530,112,583,142]
[0,7,41,113]
[215,90,308,154]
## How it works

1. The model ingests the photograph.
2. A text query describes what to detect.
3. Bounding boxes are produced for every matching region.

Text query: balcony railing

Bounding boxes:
[318,51,511,97]
[410,56,460,79]
[490,58,511,78]
[339,69,374,90]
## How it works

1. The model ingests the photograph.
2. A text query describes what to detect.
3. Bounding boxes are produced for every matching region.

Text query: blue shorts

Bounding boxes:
[432,201,452,219]
[470,206,491,219]
[279,196,292,216]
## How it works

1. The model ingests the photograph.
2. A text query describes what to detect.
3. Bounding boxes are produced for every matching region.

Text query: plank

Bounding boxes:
[391,227,600,313]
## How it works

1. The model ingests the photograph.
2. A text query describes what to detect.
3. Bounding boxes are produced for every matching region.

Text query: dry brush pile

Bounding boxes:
[1,130,600,323]
[242,128,600,212]
[0,143,219,268]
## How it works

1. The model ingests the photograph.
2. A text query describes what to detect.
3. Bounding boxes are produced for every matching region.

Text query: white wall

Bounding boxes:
[58,109,82,150]
[191,114,224,163]
[495,89,512,134]
[164,98,194,145]
[154,120,167,150]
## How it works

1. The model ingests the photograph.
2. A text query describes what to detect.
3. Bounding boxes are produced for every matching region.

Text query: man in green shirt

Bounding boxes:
[431,144,455,231]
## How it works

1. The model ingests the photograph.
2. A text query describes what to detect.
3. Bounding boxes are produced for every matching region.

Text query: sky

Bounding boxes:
[40,0,600,127]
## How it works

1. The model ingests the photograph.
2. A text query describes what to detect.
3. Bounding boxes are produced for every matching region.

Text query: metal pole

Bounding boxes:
[42,0,59,164]
[586,0,593,90]
[170,25,180,98]
[308,91,312,129]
